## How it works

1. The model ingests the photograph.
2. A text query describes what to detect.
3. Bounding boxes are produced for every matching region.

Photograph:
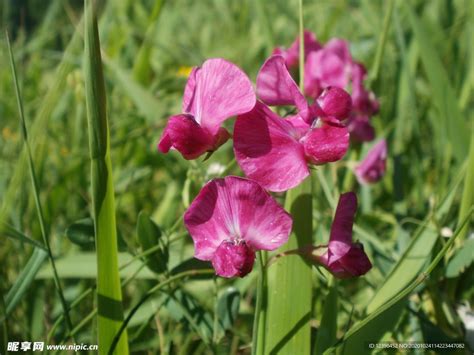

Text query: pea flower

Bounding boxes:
[305,192,372,278]
[184,176,292,278]
[158,59,256,160]
[275,31,380,142]
[233,55,351,192]
[354,139,387,184]
[273,30,321,70]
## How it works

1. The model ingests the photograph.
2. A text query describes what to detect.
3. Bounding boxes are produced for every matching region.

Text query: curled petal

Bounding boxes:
[328,192,358,252]
[326,243,372,278]
[184,58,256,134]
[317,87,352,121]
[257,55,307,114]
[158,114,217,160]
[184,176,292,262]
[212,240,255,278]
[355,139,387,184]
[234,102,310,192]
[302,124,349,165]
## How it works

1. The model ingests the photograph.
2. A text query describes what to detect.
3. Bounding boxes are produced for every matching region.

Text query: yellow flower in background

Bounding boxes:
[2,127,18,142]
[176,66,193,78]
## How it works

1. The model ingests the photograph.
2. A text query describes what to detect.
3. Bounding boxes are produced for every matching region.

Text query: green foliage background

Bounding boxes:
[0,0,472,354]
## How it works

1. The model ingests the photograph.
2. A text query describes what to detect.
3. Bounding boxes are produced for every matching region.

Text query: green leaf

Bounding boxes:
[314,281,338,355]
[405,3,468,162]
[0,223,46,250]
[266,178,313,354]
[445,238,474,278]
[84,1,129,353]
[5,248,48,315]
[137,211,168,274]
[216,287,240,332]
[66,218,95,247]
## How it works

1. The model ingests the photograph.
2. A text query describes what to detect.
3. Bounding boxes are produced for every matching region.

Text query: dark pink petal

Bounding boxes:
[185,58,256,134]
[324,39,352,67]
[184,176,292,263]
[351,62,379,115]
[234,102,310,192]
[305,48,349,92]
[212,240,255,278]
[316,87,352,121]
[302,124,349,165]
[257,55,308,114]
[158,114,214,160]
[347,115,375,142]
[355,139,387,184]
[328,192,358,251]
[326,243,372,278]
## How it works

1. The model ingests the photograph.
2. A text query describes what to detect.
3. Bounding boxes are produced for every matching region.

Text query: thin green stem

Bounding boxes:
[298,0,305,92]
[6,31,73,335]
[252,252,266,355]
[369,0,395,84]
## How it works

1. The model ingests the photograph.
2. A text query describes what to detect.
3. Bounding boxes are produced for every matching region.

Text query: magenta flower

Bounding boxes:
[304,38,353,98]
[234,55,351,192]
[184,176,292,278]
[273,30,321,70]
[346,62,379,142]
[308,192,372,278]
[354,139,387,184]
[158,59,256,160]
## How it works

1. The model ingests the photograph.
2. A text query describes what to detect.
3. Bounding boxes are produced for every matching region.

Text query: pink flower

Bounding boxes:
[233,55,351,192]
[304,39,353,98]
[354,139,387,184]
[184,176,292,278]
[158,59,256,160]
[306,192,371,278]
[273,30,321,69]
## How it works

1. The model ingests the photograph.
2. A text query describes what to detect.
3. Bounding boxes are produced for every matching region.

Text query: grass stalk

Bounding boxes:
[6,31,73,335]
[83,1,129,353]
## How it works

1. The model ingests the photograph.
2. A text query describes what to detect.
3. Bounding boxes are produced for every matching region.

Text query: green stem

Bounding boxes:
[252,252,266,355]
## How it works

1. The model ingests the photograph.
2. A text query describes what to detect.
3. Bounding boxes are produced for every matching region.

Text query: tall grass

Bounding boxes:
[83,1,128,353]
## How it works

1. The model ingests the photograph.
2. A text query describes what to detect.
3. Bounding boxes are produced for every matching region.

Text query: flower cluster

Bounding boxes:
[158,32,385,278]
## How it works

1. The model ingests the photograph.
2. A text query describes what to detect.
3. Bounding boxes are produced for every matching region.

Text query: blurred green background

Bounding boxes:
[0,0,473,354]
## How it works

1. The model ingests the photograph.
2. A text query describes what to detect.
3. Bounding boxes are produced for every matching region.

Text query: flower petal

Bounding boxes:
[182,66,199,113]
[355,139,387,184]
[158,114,215,160]
[256,55,307,113]
[273,30,321,69]
[328,192,358,253]
[316,86,352,121]
[234,102,310,192]
[347,115,375,142]
[326,243,372,278]
[212,240,255,278]
[187,58,256,134]
[302,124,349,164]
[184,176,292,261]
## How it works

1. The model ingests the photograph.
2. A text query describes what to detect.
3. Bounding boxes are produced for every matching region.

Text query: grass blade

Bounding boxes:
[314,279,338,355]
[6,31,73,333]
[405,3,469,162]
[84,1,129,353]
[5,248,48,316]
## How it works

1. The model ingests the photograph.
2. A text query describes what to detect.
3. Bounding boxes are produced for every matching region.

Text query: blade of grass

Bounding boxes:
[132,0,166,85]
[4,248,48,316]
[368,0,394,84]
[405,2,468,163]
[6,31,73,333]
[314,278,338,355]
[84,1,129,353]
[0,223,47,251]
